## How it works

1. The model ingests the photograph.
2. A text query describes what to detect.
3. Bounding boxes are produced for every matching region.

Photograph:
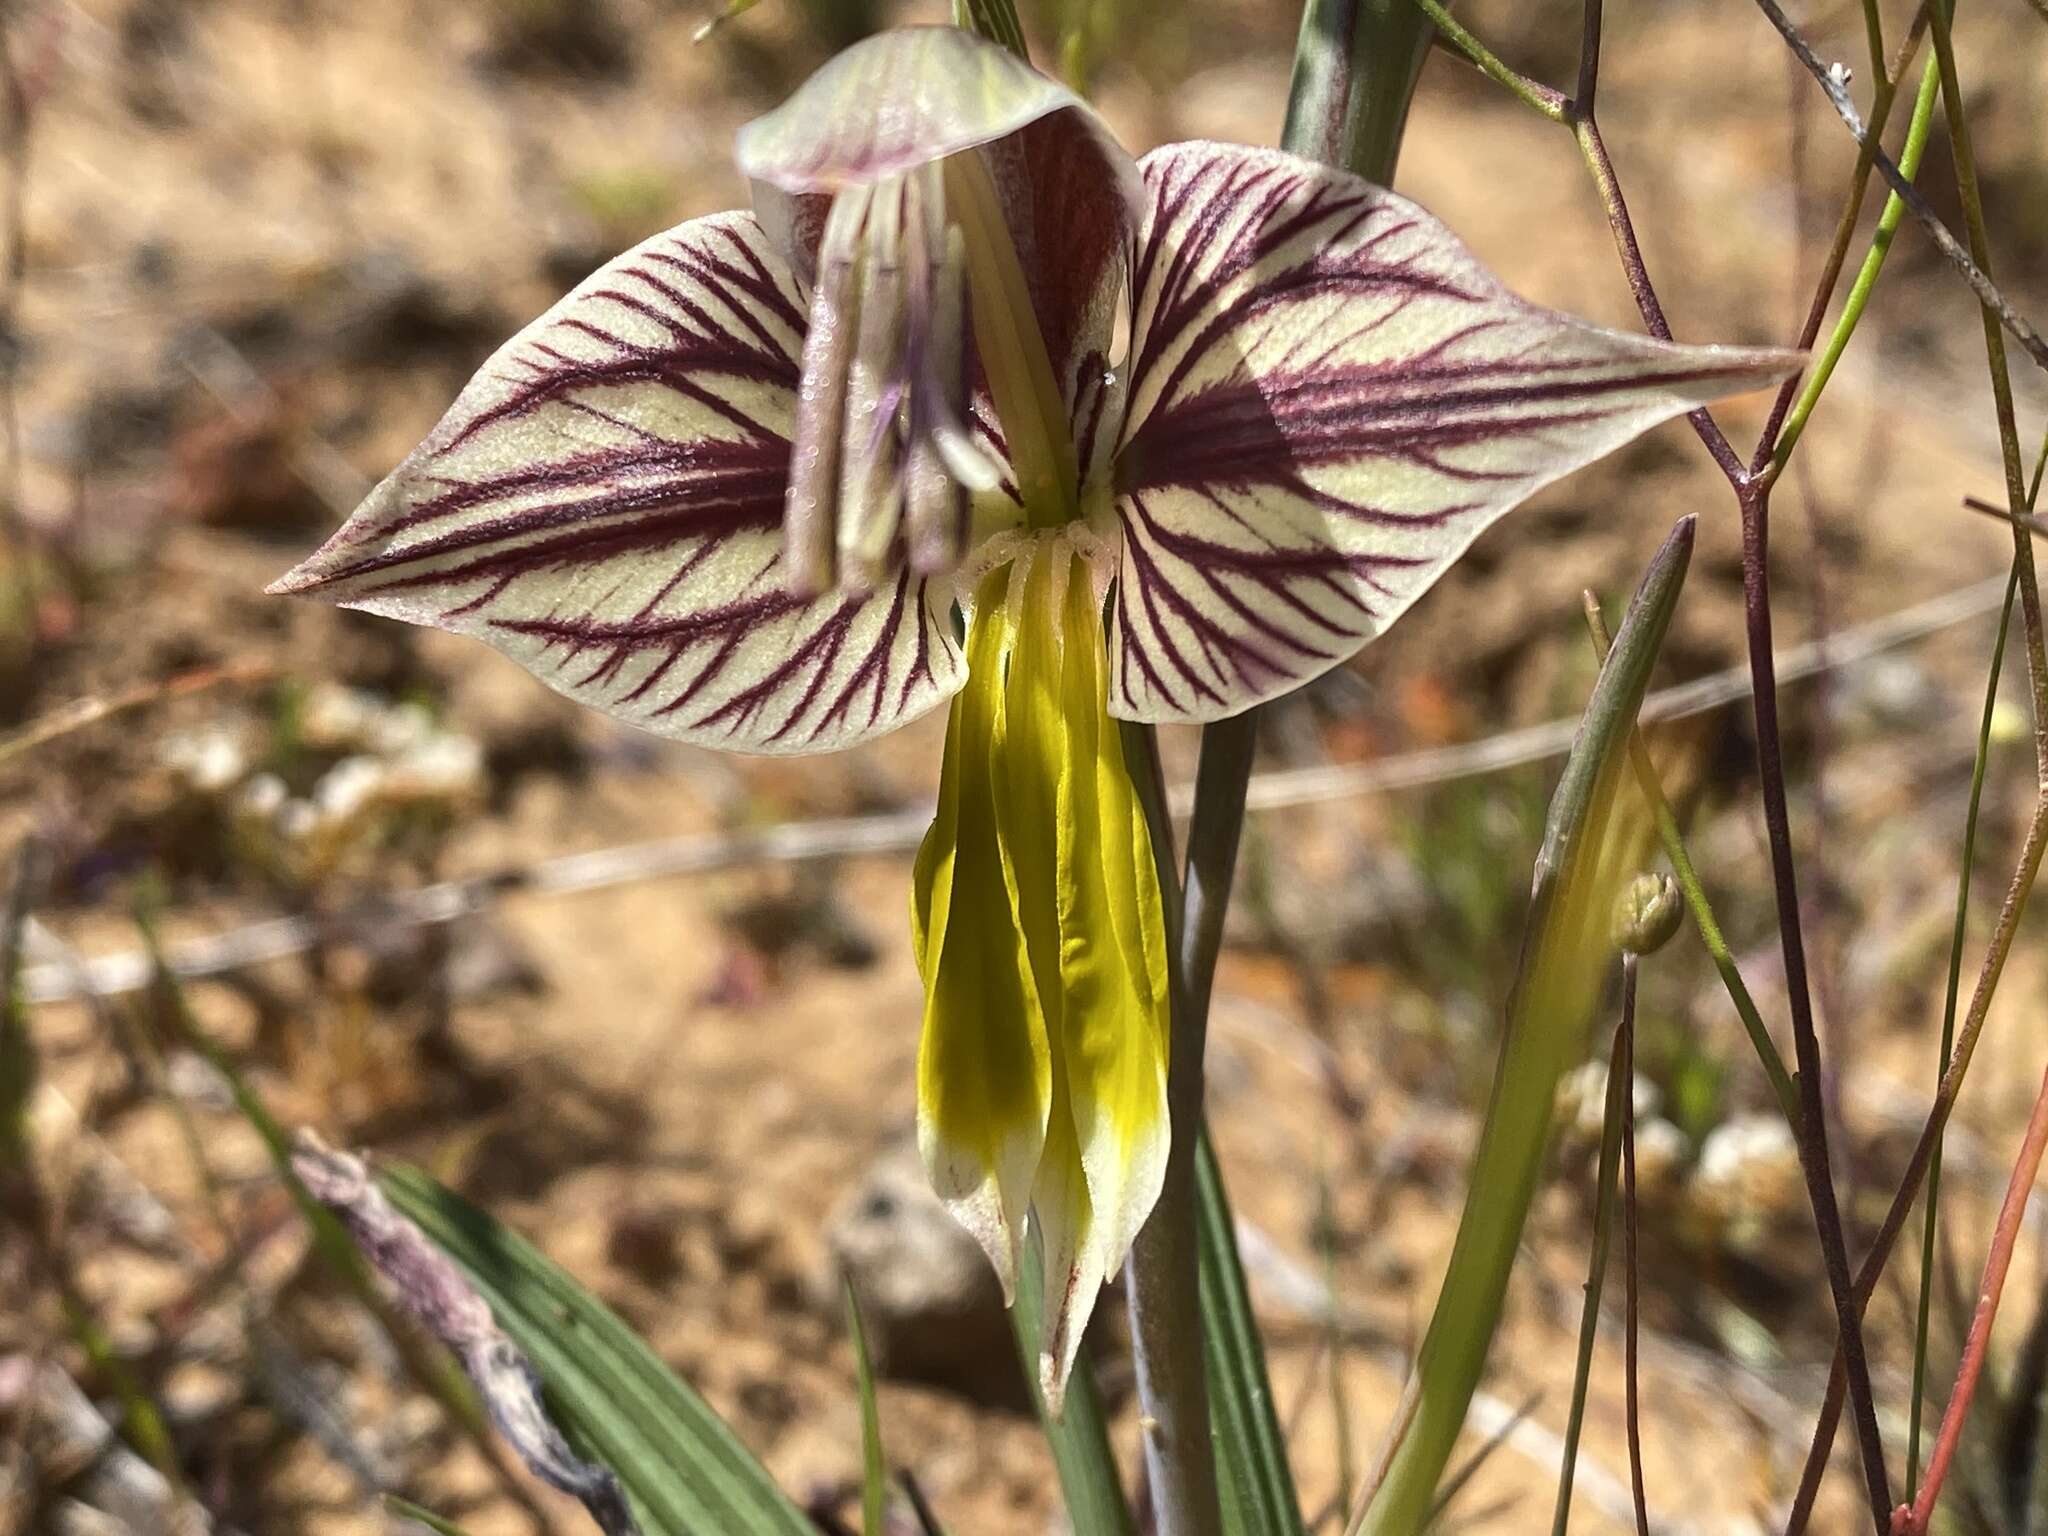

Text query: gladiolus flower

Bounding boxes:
[270,25,1798,1405]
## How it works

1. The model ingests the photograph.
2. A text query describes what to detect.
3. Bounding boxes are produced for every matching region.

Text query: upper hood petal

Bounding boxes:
[738,26,1139,406]
[736,25,1121,197]
[270,212,966,755]
[1104,141,1804,724]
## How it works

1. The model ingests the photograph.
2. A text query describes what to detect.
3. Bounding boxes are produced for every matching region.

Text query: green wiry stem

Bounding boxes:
[1548,998,1632,1536]
[1768,51,1942,475]
[1906,567,2017,1497]
[1405,0,1566,121]
[1921,18,2048,1495]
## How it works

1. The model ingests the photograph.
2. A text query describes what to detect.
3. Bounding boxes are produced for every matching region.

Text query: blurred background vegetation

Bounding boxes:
[2,0,2046,1532]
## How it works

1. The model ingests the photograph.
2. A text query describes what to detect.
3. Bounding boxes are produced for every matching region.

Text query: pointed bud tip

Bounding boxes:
[1038,1352,1068,1421]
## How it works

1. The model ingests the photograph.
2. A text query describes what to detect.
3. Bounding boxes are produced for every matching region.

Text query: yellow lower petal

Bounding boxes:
[913,567,1050,1303]
[999,543,1173,1408]
[914,540,1172,1406]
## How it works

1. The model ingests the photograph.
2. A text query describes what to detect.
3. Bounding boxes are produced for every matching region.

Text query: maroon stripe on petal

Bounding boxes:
[271,211,966,755]
[1105,141,1801,725]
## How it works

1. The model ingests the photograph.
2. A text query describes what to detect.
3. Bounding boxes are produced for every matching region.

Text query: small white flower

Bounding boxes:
[313,756,390,824]
[299,682,385,751]
[386,732,486,804]
[160,726,248,795]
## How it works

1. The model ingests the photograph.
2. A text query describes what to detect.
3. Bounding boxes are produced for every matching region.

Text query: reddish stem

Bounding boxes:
[1895,1055,2048,1536]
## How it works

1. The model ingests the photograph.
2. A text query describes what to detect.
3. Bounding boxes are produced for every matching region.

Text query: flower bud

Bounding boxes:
[1611,871,1682,955]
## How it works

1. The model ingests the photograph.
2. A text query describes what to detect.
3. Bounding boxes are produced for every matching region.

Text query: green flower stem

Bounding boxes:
[1123,717,1226,1536]
[1284,0,1448,175]
[1581,596,1799,1125]
[1117,11,1435,1534]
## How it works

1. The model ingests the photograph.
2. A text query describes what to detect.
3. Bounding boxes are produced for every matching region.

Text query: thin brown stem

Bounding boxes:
[1859,0,1888,78]
[1570,118,1747,483]
[1783,803,2048,1535]
[1786,0,2048,1504]
[1963,495,2048,537]
[1743,476,1893,1531]
[1572,0,1602,117]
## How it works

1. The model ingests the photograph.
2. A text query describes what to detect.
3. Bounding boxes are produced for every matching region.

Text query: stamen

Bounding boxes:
[783,149,1051,598]
[906,222,972,573]
[782,192,869,596]
[837,179,908,593]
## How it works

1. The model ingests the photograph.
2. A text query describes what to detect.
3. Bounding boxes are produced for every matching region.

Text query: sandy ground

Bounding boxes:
[8,1,2048,1533]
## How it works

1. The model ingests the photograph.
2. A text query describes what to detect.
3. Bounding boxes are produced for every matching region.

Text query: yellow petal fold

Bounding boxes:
[913,565,1051,1303]
[915,538,1171,1412]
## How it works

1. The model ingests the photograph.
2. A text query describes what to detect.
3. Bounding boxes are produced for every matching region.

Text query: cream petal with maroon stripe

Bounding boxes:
[1105,142,1804,725]
[269,212,969,755]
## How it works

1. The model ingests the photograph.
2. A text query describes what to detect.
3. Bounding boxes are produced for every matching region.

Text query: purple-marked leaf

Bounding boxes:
[1105,142,1803,724]
[738,26,1138,407]
[269,213,965,754]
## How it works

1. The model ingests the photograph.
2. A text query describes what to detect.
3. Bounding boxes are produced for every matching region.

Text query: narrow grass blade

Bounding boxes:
[1011,1229,1137,1536]
[952,0,1028,55]
[1196,1131,1309,1536]
[380,1164,814,1536]
[386,1495,475,1535]
[846,1283,888,1536]
[1357,519,1694,1536]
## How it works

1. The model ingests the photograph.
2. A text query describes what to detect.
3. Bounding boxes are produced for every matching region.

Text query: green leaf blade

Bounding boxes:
[1197,1131,1309,1536]
[1011,1230,1138,1536]
[846,1284,888,1536]
[379,1164,814,1536]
